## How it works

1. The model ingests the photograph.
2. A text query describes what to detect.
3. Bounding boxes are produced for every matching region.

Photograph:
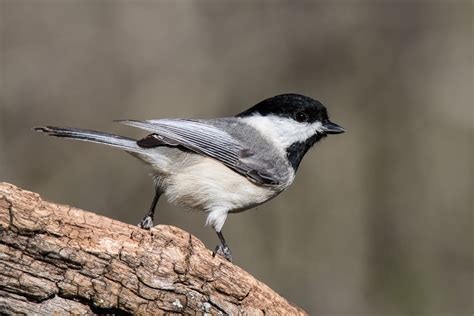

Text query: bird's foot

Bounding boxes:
[138,215,153,230]
[213,245,232,262]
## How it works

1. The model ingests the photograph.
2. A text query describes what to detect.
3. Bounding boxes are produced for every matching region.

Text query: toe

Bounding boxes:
[138,216,153,229]
[213,245,233,262]
[223,247,233,262]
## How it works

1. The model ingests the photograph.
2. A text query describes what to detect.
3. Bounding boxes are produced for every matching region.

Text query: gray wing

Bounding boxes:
[116,119,280,186]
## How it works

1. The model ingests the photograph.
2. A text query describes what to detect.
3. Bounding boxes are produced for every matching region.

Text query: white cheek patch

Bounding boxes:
[241,115,324,151]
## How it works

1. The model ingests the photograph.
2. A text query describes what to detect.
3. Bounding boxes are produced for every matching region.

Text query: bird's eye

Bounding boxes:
[295,111,307,123]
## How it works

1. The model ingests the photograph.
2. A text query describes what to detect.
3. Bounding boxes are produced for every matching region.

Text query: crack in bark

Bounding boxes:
[183,233,194,278]
[0,183,306,315]
[2,196,14,230]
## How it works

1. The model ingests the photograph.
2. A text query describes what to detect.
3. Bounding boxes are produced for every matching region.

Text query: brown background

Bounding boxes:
[0,1,472,315]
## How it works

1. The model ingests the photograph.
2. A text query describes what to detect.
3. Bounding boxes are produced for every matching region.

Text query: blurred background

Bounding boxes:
[0,1,472,315]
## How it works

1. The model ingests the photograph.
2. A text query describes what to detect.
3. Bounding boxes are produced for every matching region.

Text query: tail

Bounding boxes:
[34,126,145,154]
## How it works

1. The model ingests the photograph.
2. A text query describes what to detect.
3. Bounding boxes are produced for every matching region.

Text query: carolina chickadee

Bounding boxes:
[35,93,344,261]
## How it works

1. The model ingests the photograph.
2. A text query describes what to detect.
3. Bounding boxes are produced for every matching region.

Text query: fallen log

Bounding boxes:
[0,182,306,315]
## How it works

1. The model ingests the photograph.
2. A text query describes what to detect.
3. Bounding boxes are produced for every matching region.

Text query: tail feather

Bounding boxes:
[34,126,143,153]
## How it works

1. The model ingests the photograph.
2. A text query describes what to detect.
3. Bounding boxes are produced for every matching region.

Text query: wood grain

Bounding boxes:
[0,182,306,315]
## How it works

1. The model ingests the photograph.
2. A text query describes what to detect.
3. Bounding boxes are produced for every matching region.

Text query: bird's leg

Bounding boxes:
[138,189,161,229]
[213,230,232,262]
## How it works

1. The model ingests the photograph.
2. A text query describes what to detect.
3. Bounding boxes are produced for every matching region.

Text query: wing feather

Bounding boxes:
[116,119,279,186]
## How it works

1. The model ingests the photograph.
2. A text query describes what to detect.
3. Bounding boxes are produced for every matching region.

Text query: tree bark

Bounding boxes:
[0,182,306,315]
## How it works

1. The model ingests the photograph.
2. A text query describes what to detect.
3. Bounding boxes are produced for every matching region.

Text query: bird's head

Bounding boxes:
[238,93,345,170]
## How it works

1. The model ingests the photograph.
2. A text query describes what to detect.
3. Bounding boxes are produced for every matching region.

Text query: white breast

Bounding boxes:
[160,156,281,232]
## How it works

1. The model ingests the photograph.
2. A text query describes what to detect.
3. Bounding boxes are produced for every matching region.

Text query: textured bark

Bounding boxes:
[0,182,306,315]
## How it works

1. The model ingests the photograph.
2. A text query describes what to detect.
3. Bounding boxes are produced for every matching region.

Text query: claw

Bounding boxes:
[213,245,232,262]
[138,215,154,230]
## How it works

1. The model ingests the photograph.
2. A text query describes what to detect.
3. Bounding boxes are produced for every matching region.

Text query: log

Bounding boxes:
[0,182,306,315]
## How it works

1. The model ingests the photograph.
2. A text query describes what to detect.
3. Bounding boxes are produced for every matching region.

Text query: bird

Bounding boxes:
[34,93,344,261]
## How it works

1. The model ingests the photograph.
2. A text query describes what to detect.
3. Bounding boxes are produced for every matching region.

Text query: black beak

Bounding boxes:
[323,121,345,134]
